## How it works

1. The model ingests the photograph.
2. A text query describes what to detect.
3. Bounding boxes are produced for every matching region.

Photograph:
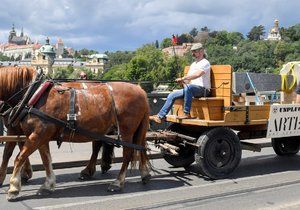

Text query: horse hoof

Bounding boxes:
[7,191,19,201]
[107,180,123,192]
[101,165,111,174]
[78,173,92,181]
[36,188,54,196]
[21,177,30,184]
[142,174,152,184]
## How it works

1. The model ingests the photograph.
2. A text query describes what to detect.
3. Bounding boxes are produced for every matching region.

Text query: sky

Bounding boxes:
[0,0,299,53]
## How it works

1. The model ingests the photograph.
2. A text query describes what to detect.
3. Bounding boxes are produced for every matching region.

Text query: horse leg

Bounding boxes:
[7,133,45,201]
[79,141,102,180]
[101,143,114,174]
[136,115,151,184]
[0,142,16,186]
[36,143,56,195]
[139,150,151,184]
[107,146,133,192]
[18,142,33,183]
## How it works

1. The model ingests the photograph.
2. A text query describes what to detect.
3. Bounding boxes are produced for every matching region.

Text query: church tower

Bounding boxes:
[8,24,17,43]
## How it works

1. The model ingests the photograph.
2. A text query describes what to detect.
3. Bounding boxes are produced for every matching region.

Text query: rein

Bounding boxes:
[26,107,145,151]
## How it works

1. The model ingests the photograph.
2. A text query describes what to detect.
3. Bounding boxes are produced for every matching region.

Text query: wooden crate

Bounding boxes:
[173,98,224,120]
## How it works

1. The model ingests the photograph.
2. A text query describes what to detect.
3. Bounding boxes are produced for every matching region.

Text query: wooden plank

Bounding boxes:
[211,88,231,96]
[166,115,268,127]
[0,135,27,142]
[224,105,270,122]
[212,79,232,87]
[174,98,224,120]
[212,73,232,80]
[211,65,232,74]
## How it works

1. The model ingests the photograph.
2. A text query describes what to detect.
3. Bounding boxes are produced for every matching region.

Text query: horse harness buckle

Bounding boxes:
[67,113,77,121]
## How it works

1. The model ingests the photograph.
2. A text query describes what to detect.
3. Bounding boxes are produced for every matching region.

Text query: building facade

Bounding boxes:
[85,54,108,75]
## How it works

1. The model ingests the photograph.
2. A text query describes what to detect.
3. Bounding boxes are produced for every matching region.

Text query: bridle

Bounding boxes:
[0,68,45,126]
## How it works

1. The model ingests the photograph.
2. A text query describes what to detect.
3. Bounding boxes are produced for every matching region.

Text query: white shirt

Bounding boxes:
[187,58,211,89]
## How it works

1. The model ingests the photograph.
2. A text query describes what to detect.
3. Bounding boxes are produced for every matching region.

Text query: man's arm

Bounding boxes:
[176,69,205,83]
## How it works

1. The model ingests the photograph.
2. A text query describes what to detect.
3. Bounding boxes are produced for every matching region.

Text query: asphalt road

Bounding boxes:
[1,146,300,210]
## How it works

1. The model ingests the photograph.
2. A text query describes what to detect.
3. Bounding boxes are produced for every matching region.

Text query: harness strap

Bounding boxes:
[57,88,77,148]
[27,107,145,151]
[106,83,122,147]
[67,88,77,129]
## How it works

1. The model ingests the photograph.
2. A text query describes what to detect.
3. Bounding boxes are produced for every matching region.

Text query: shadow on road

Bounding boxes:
[3,153,300,202]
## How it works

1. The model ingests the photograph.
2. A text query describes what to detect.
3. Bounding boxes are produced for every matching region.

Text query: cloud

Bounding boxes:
[0,0,299,52]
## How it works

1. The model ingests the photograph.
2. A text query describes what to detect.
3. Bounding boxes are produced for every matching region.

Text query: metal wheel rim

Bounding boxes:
[207,138,233,169]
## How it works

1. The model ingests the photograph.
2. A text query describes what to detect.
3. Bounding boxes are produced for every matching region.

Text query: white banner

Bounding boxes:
[267,104,300,138]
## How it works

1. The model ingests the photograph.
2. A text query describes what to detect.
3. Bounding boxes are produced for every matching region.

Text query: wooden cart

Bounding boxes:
[151,65,300,179]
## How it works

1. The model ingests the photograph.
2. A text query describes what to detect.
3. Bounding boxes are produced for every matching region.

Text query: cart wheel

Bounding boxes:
[195,127,241,179]
[162,123,195,168]
[271,137,300,156]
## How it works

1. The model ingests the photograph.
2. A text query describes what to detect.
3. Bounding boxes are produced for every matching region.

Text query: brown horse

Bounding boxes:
[0,67,113,186]
[0,105,114,186]
[0,66,151,200]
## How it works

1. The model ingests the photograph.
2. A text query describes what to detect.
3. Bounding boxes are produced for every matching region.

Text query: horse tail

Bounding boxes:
[131,104,151,170]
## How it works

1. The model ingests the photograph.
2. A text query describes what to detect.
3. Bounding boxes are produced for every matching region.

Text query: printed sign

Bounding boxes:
[267,104,300,138]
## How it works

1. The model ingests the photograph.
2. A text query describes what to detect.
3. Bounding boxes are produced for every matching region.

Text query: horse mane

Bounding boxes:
[0,66,36,100]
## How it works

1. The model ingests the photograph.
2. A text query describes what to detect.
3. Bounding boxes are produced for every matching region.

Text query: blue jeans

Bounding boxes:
[158,84,210,118]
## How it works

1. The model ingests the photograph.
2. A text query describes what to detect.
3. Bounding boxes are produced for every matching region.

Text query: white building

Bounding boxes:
[85,53,108,75]
[267,19,282,41]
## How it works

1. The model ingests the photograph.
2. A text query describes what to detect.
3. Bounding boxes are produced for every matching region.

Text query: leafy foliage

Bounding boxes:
[247,25,265,41]
[42,23,300,84]
[0,53,11,61]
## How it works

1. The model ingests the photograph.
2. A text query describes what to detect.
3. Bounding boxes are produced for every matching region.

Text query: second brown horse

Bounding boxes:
[0,66,151,200]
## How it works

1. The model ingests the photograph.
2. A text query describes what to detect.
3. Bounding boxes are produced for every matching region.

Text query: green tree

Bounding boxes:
[105,51,135,68]
[201,26,209,32]
[280,24,300,42]
[247,25,265,41]
[227,32,244,45]
[0,53,11,61]
[102,63,127,80]
[125,56,149,80]
[274,41,294,65]
[189,27,198,37]
[155,40,159,48]
[177,33,194,44]
[160,38,172,48]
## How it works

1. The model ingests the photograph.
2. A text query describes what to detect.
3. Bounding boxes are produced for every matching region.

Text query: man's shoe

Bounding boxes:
[176,113,193,119]
[149,115,163,124]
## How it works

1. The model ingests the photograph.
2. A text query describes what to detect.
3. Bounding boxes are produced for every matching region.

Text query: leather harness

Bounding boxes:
[5,72,146,151]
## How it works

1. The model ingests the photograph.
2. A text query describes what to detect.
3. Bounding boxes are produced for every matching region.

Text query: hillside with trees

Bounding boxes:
[101,23,300,83]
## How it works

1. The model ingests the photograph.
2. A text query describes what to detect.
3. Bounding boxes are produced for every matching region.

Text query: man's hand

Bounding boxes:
[175,77,186,86]
[175,77,184,83]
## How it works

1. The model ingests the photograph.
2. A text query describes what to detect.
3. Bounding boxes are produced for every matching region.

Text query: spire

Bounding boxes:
[21,27,24,37]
